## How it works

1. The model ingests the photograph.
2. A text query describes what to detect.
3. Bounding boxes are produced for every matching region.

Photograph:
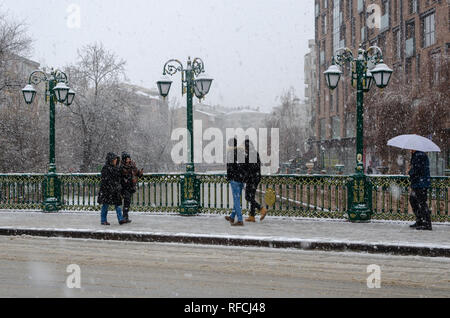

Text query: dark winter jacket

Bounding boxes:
[409,151,431,189]
[227,146,246,183]
[97,153,123,206]
[120,160,144,195]
[244,146,261,185]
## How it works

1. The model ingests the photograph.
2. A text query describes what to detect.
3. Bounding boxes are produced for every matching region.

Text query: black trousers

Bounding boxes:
[410,188,431,224]
[245,183,261,217]
[122,191,132,218]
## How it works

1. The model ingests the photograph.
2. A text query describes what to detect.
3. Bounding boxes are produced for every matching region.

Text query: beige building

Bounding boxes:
[304,39,318,141]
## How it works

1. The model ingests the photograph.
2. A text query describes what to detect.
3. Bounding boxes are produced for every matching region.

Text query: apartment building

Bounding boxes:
[314,0,449,173]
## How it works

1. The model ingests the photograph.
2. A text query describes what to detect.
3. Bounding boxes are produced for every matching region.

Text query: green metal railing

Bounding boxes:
[0,173,449,222]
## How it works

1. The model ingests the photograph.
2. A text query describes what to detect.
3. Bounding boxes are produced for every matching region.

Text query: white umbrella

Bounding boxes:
[387,134,441,152]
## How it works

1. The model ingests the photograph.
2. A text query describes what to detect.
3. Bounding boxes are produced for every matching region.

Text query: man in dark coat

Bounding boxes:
[98,152,129,226]
[408,150,432,230]
[225,138,247,226]
[120,152,144,223]
[244,140,267,222]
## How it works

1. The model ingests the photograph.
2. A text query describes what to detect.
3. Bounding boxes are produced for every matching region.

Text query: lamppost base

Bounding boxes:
[43,173,61,213]
[43,198,61,213]
[180,170,201,216]
[347,173,373,223]
[179,200,201,216]
[347,205,372,223]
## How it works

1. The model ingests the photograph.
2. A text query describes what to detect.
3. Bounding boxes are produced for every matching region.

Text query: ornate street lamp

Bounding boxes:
[370,60,393,89]
[323,58,342,90]
[324,45,393,222]
[22,84,37,104]
[156,75,173,99]
[194,73,213,96]
[157,57,213,215]
[21,69,75,212]
[65,88,76,106]
[363,70,374,93]
[53,82,70,103]
[193,84,204,100]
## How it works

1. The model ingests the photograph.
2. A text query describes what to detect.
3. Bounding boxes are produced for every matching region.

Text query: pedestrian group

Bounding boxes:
[97,145,433,231]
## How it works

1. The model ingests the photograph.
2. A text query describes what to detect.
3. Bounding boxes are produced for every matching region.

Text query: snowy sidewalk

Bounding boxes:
[0,210,449,257]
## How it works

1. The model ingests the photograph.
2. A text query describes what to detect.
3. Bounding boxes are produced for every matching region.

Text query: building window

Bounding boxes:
[357,0,364,13]
[329,92,333,113]
[322,14,327,35]
[332,116,341,139]
[320,40,326,65]
[409,0,418,14]
[335,87,339,113]
[422,12,436,48]
[345,113,355,138]
[405,57,412,75]
[406,20,415,57]
[381,0,390,31]
[346,0,352,19]
[320,118,327,141]
[393,28,401,60]
[431,52,441,86]
[378,34,386,55]
[351,17,356,46]
[333,0,343,54]
[393,0,398,24]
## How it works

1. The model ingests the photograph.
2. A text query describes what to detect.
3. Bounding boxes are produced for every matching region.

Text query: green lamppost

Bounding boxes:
[324,46,393,222]
[22,69,75,212]
[156,57,213,215]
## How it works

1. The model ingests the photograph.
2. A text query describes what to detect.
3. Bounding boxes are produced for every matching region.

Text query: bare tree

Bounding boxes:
[364,54,449,173]
[0,12,32,95]
[266,88,309,163]
[60,43,132,172]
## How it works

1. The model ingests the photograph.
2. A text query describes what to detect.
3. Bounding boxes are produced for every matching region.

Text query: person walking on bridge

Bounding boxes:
[244,140,267,223]
[225,138,246,226]
[120,152,144,223]
[98,153,129,226]
[408,150,432,231]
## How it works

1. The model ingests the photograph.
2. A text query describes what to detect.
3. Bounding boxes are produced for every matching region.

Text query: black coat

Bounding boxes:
[98,153,122,206]
[227,146,246,183]
[244,148,261,185]
[120,161,143,194]
[409,151,431,189]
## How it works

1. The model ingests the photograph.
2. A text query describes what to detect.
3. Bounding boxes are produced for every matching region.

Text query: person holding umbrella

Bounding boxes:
[408,150,432,230]
[388,135,439,231]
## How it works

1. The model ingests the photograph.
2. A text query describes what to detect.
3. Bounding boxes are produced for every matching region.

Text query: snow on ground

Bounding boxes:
[0,235,448,298]
[0,210,448,249]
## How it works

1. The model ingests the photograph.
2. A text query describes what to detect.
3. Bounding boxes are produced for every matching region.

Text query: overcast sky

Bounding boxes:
[2,0,314,112]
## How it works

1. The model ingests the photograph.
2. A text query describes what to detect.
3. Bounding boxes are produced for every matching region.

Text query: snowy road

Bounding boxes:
[0,236,448,298]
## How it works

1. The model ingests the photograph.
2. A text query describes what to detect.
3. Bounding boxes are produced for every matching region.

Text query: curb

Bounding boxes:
[0,227,448,258]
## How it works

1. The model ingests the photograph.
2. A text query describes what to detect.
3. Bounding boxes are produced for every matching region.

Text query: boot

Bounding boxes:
[231,221,244,227]
[416,213,432,231]
[123,216,132,223]
[260,207,268,221]
[101,222,110,226]
[416,223,432,231]
[225,216,234,224]
[409,220,423,228]
[119,219,131,225]
[245,216,256,222]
